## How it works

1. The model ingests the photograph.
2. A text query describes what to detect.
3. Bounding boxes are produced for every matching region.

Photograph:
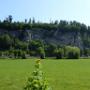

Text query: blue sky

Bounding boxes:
[0,0,90,25]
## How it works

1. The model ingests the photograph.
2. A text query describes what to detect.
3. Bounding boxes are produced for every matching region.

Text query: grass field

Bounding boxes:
[0,58,90,90]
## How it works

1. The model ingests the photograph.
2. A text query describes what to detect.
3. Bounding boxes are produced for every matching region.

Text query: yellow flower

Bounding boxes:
[36,59,41,64]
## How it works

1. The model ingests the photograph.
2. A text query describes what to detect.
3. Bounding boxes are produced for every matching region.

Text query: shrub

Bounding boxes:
[83,48,90,56]
[29,51,35,56]
[4,51,9,56]
[40,52,45,59]
[17,50,22,58]
[13,50,18,58]
[21,52,27,59]
[0,51,3,57]
[24,60,51,90]
[55,48,64,59]
[45,44,57,57]
[13,50,22,58]
[37,47,45,59]
[65,46,80,59]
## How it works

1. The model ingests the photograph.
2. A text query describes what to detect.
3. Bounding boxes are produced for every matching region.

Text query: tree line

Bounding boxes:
[0,15,90,33]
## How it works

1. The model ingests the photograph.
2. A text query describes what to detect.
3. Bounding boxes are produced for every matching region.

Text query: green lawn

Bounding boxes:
[0,58,90,90]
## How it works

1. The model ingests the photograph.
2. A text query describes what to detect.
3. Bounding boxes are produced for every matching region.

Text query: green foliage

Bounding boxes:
[7,15,13,23]
[21,52,27,59]
[65,46,80,59]
[17,50,22,58]
[0,15,89,33]
[0,51,3,57]
[45,44,57,57]
[0,34,12,50]
[24,60,51,90]
[29,40,44,56]
[13,50,18,58]
[40,53,45,59]
[55,48,64,59]
[4,51,9,57]
[83,48,90,56]
[37,47,45,59]
[14,38,28,50]
[13,50,21,58]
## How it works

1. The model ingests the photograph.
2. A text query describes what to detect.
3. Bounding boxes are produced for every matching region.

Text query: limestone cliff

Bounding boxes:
[0,29,89,49]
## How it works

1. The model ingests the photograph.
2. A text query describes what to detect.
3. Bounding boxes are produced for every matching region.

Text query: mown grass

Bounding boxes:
[0,58,90,90]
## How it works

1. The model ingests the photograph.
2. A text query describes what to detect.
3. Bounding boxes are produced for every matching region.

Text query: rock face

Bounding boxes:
[26,29,84,49]
[0,29,89,49]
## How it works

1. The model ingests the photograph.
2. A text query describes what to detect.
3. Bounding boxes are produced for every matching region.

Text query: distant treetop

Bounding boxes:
[0,15,89,33]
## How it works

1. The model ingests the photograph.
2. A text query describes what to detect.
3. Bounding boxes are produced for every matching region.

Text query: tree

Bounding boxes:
[0,34,12,50]
[14,38,28,50]
[29,40,44,56]
[13,50,18,58]
[25,19,27,24]
[21,51,27,59]
[83,48,90,56]
[17,50,22,58]
[0,51,3,57]
[32,17,35,24]
[7,15,13,23]
[29,18,32,24]
[45,44,57,57]
[37,47,45,59]
[54,20,58,25]
[65,46,80,59]
[55,48,64,59]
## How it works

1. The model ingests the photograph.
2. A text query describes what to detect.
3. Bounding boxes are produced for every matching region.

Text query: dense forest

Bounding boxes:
[0,15,90,59]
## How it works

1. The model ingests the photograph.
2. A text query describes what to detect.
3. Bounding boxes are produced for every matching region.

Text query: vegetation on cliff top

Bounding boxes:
[0,15,89,33]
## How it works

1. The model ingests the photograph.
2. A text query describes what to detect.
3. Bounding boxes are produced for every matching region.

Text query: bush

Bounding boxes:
[13,50,23,58]
[45,44,57,57]
[65,46,80,59]
[21,52,27,59]
[37,47,45,59]
[83,48,90,56]
[4,51,9,56]
[13,50,18,58]
[55,48,64,59]
[29,51,37,56]
[17,50,22,58]
[40,52,45,59]
[0,51,3,57]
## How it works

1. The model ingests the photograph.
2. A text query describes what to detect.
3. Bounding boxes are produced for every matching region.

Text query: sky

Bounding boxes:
[0,0,90,25]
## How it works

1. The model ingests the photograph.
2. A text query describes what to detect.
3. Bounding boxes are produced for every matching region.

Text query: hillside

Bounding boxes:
[0,27,90,50]
[0,16,90,50]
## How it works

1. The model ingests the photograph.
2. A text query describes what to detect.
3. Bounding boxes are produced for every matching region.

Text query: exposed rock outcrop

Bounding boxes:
[0,29,88,49]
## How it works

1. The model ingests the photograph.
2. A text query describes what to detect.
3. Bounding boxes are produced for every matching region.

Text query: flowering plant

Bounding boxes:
[24,60,51,90]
